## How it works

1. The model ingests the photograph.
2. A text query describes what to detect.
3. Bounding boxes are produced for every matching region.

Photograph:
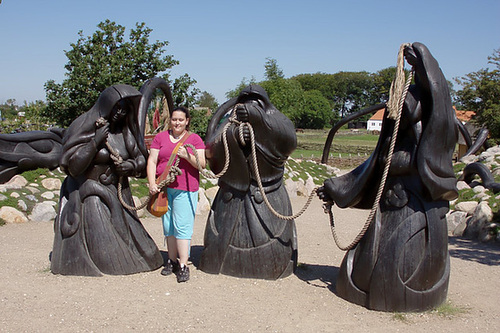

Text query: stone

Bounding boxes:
[10,192,20,198]
[196,188,211,215]
[26,195,38,202]
[6,175,28,187]
[446,210,468,236]
[296,179,308,197]
[460,155,477,164]
[0,194,7,201]
[0,206,28,223]
[41,191,55,200]
[204,186,219,204]
[17,200,28,212]
[41,178,62,190]
[463,201,493,239]
[28,202,56,222]
[456,180,471,191]
[304,175,316,197]
[454,201,478,215]
[25,186,41,194]
[284,178,298,198]
[132,196,145,218]
[472,185,485,193]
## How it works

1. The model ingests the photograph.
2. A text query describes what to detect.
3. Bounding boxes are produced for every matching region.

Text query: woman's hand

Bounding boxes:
[178,146,190,160]
[149,183,160,196]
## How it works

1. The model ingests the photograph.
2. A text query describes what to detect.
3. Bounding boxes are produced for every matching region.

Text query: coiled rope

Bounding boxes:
[326,43,413,251]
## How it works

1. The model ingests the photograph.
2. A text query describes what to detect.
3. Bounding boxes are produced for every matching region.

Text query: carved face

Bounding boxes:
[111,106,127,123]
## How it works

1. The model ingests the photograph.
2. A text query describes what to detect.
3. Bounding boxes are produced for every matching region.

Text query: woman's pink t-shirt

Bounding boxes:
[150,131,205,192]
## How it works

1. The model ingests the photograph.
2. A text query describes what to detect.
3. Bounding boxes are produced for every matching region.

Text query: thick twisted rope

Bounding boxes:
[95,116,183,212]
[327,44,414,251]
[230,118,317,220]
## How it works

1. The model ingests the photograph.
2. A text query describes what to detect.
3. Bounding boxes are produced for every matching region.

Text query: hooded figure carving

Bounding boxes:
[200,85,297,279]
[51,84,163,276]
[318,43,458,311]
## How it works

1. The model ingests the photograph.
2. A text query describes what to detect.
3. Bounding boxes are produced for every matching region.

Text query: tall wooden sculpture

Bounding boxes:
[200,85,298,279]
[51,84,164,276]
[318,43,458,311]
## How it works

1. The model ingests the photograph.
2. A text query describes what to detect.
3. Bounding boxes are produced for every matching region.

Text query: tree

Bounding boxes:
[171,73,200,108]
[23,100,52,130]
[260,78,305,123]
[372,67,397,103]
[264,57,284,81]
[196,91,219,112]
[43,20,194,127]
[0,99,18,119]
[455,48,500,142]
[298,90,332,129]
[225,77,257,100]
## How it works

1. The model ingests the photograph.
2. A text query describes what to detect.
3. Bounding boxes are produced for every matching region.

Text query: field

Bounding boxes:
[292,128,379,169]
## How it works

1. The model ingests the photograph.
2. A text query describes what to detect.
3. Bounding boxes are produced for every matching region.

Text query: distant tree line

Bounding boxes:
[1,20,498,143]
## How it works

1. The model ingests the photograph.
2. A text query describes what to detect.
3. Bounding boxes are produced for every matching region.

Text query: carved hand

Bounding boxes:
[94,124,109,144]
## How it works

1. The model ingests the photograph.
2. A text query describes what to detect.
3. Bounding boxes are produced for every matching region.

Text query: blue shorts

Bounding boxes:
[162,188,198,239]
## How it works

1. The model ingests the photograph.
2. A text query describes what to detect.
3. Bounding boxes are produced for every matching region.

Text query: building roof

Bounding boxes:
[368,106,475,123]
[368,108,385,121]
[454,106,475,123]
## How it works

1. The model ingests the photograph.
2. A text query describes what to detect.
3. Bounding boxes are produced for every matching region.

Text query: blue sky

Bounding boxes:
[0,0,498,105]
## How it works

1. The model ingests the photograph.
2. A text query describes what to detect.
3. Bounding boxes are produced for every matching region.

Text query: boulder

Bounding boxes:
[0,206,28,223]
[196,188,211,215]
[463,201,493,239]
[41,178,62,190]
[204,186,219,204]
[447,210,468,236]
[284,178,298,198]
[28,202,57,222]
[454,201,478,215]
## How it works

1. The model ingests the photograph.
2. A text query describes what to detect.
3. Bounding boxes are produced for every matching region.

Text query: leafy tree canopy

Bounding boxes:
[455,48,500,143]
[196,91,219,112]
[43,20,196,127]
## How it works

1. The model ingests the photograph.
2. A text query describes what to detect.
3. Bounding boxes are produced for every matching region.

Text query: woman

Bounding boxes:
[51,84,164,276]
[147,106,205,282]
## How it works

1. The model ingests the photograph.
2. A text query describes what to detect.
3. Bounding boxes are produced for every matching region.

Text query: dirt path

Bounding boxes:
[1,196,499,332]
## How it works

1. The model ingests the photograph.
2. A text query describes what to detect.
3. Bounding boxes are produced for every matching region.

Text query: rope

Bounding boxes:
[327,46,414,251]
[228,118,318,220]
[387,43,411,119]
[95,116,183,212]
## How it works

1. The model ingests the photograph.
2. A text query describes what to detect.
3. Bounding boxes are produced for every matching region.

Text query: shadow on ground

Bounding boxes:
[160,245,204,268]
[448,236,500,266]
[295,263,340,294]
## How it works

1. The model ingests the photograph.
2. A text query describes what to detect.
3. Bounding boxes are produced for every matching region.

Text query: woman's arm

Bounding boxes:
[179,146,206,170]
[147,148,160,195]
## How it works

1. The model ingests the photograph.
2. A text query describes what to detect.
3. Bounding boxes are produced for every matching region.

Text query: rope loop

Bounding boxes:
[327,43,414,251]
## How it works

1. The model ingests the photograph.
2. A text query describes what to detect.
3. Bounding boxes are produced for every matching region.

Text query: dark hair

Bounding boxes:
[172,106,190,119]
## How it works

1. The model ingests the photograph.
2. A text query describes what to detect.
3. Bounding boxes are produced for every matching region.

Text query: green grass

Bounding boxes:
[21,168,55,183]
[292,129,378,160]
[430,300,468,317]
[391,300,467,322]
[392,312,410,322]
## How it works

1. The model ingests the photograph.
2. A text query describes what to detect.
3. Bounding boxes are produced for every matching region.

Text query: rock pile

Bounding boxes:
[448,146,500,243]
[2,151,498,244]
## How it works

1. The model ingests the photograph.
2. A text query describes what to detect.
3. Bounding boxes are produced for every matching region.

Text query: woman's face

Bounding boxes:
[170,110,189,133]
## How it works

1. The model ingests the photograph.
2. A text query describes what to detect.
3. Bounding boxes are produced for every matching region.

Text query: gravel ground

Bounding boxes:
[1,196,499,332]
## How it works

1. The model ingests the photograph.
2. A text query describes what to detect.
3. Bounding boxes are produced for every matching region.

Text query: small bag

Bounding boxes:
[147,132,191,217]
[147,190,169,217]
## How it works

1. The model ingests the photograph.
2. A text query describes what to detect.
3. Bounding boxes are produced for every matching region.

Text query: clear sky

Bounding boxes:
[0,0,499,105]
